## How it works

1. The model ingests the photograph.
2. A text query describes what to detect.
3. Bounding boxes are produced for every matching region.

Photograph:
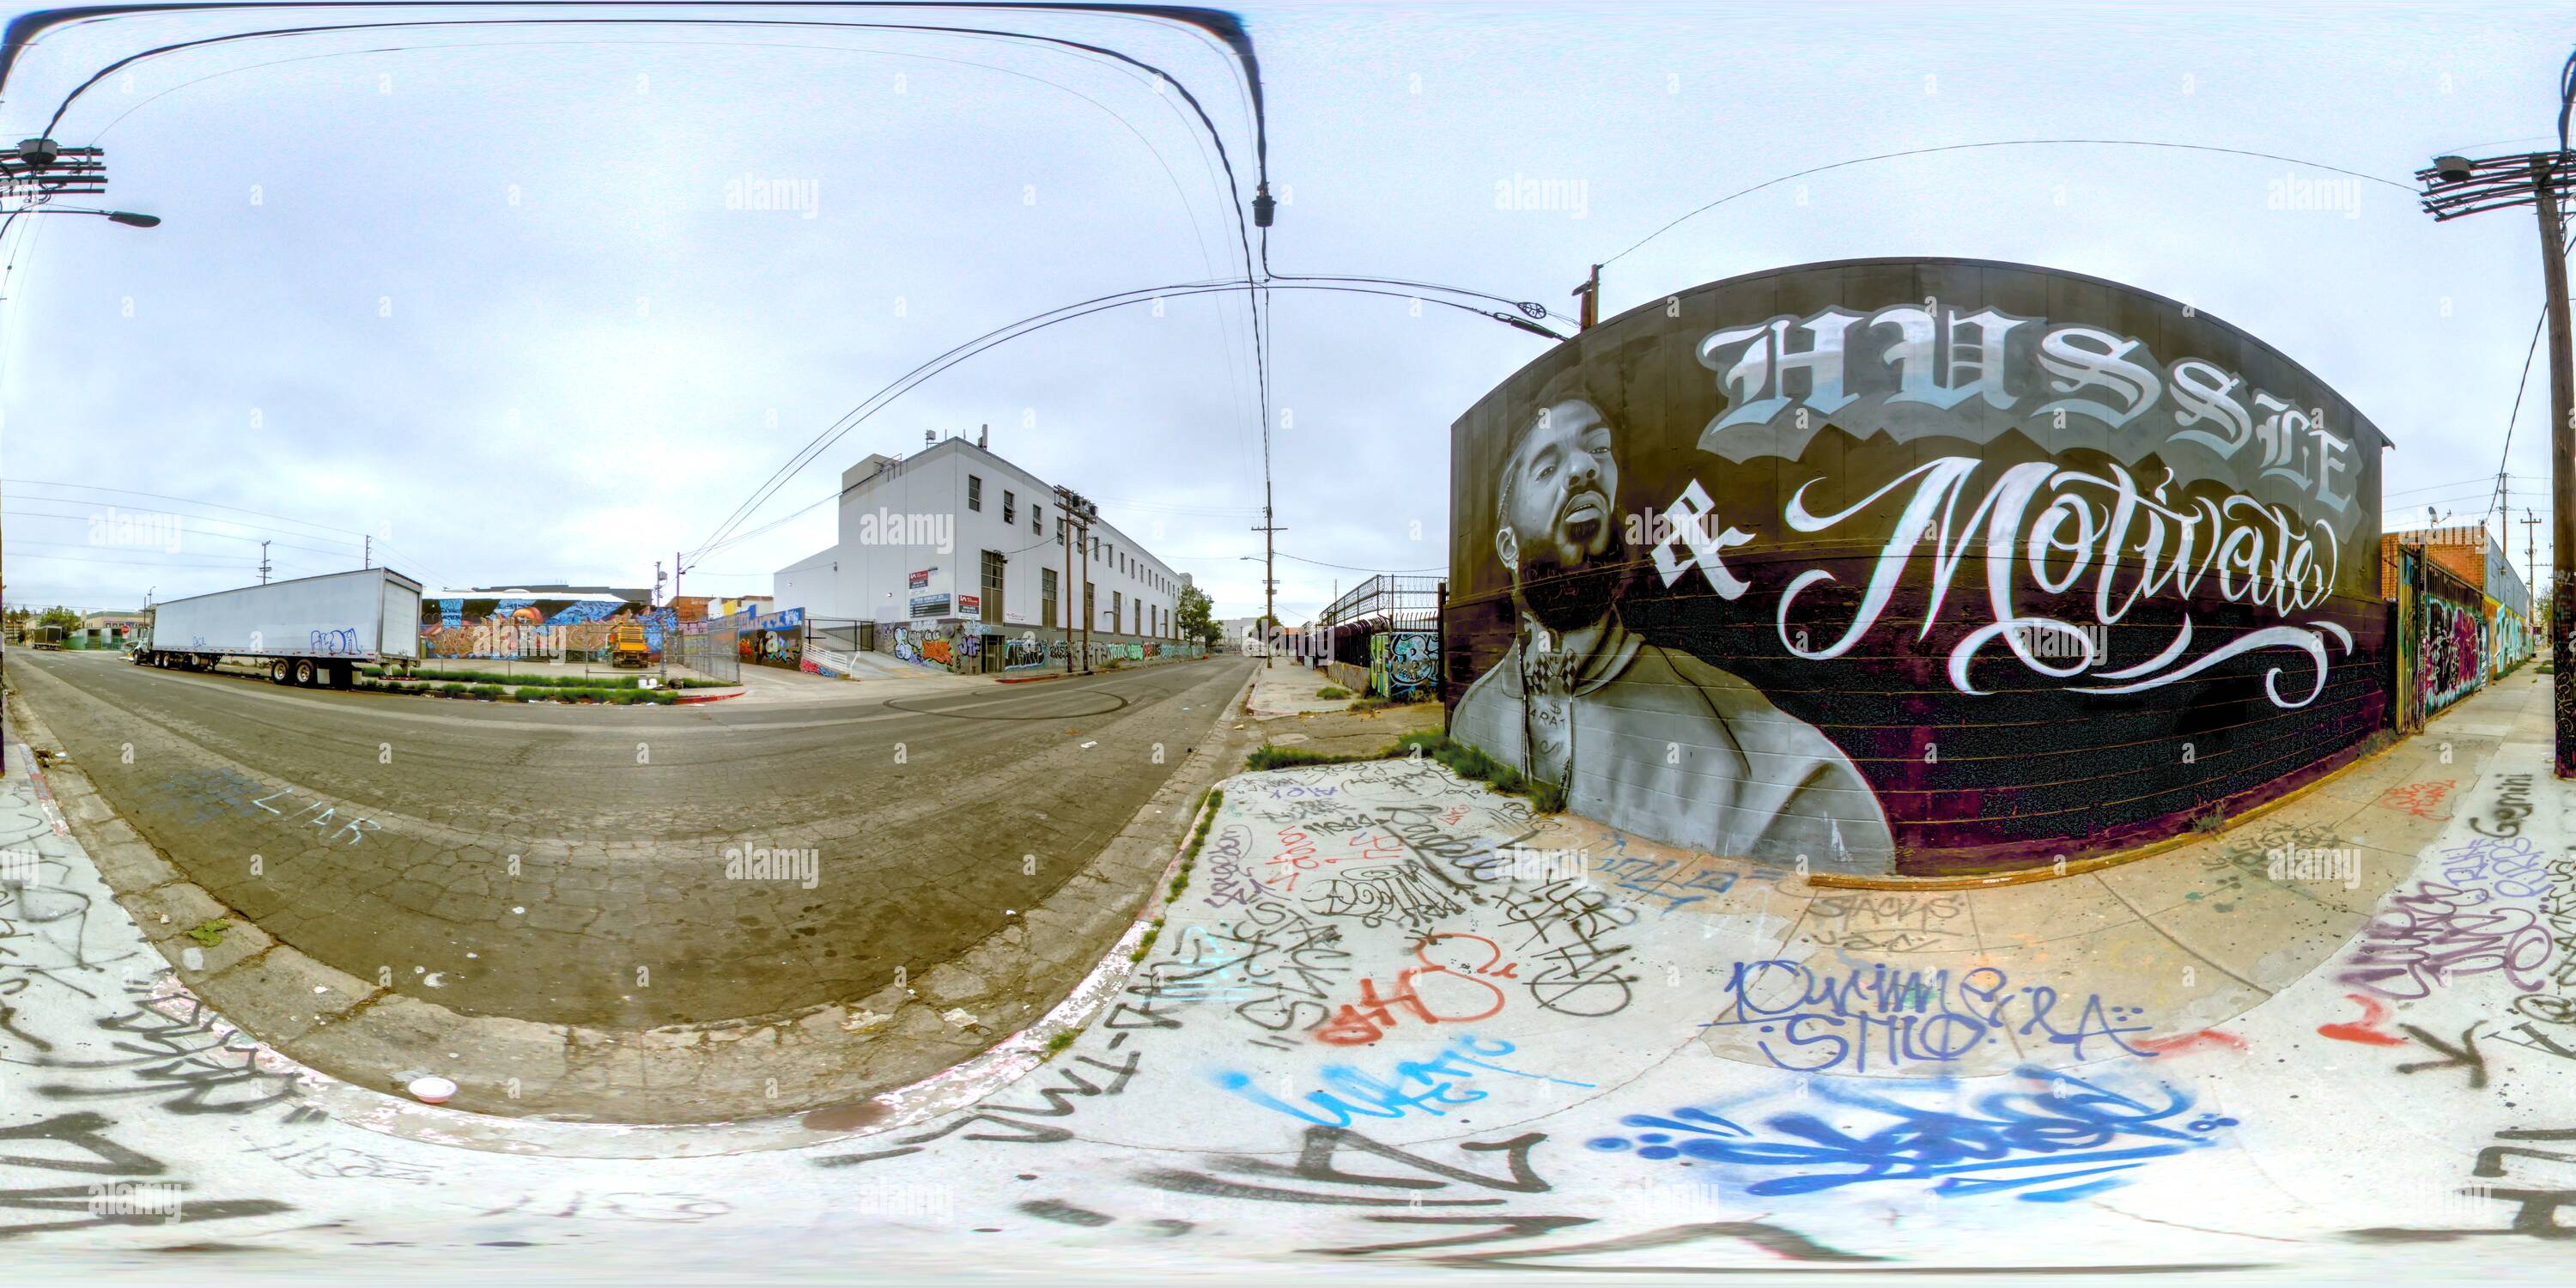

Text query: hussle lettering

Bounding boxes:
[1696,304,2360,515]
[1630,304,2363,710]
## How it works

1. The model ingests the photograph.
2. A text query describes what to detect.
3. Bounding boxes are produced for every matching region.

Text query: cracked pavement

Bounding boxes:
[9,651,1256,1031]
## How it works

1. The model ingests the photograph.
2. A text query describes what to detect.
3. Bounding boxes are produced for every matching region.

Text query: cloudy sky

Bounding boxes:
[2,1,2568,621]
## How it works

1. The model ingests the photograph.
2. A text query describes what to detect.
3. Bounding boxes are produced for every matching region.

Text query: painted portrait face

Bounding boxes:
[1499,398,1618,574]
[1498,396,1625,633]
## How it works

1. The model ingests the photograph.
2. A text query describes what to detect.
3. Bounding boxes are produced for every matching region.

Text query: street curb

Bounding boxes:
[5,656,1265,1132]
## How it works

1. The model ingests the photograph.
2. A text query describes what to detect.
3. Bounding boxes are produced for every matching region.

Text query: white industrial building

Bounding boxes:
[775,432,1189,640]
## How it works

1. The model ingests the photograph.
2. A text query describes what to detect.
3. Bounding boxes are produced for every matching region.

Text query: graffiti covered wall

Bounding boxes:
[2417,571,2483,720]
[1445,258,2389,878]
[878,623,1206,675]
[738,607,807,671]
[420,598,648,659]
[1367,631,1437,701]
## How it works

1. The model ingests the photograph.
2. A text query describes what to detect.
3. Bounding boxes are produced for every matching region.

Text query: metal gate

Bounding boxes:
[675,622,740,683]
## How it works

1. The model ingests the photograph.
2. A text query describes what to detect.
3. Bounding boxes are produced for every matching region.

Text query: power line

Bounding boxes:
[688,278,1558,562]
[1604,138,2417,268]
[3,479,369,542]
[0,502,360,558]
[2385,472,2551,500]
[1275,550,1442,575]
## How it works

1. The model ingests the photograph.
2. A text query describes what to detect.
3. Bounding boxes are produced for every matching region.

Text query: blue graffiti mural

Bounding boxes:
[1587,1066,2235,1203]
[1369,630,1437,700]
[636,605,677,653]
[1708,961,2155,1073]
[544,599,623,626]
[1214,1036,1594,1127]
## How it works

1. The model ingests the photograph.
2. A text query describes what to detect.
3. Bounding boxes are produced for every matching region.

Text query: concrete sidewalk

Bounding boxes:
[1243,657,1350,716]
[0,665,2567,1279]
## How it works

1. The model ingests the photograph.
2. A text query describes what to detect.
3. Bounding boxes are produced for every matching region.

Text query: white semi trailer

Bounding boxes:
[134,568,425,688]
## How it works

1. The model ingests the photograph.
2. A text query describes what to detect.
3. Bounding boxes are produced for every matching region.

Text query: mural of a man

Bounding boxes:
[1448,374,1895,872]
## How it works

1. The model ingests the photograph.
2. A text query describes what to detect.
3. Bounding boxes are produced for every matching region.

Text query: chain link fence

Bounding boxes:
[673,621,740,683]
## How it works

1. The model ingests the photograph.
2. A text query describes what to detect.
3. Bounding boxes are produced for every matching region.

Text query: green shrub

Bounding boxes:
[440,682,468,697]
[469,683,504,699]
[185,918,230,948]
[1316,685,1351,699]
[1385,732,1568,813]
[1128,918,1163,963]
[1244,743,1379,772]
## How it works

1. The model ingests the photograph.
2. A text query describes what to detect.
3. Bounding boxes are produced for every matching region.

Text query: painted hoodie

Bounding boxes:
[1449,613,1894,876]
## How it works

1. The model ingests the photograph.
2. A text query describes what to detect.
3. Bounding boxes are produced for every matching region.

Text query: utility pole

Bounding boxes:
[654,561,666,607]
[1078,509,1093,676]
[2420,140,2576,777]
[1251,508,1285,669]
[673,550,683,610]
[2527,509,2543,617]
[2539,165,2574,777]
[1058,496,1074,675]
[258,540,271,585]
[1573,264,1601,331]
[363,534,371,568]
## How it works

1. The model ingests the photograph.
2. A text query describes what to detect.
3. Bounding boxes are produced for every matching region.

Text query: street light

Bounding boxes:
[4,206,161,228]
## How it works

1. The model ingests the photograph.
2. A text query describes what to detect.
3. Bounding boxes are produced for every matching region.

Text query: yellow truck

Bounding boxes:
[609,620,652,668]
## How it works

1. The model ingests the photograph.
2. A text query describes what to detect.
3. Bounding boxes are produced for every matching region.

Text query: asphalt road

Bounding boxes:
[9,650,1255,1030]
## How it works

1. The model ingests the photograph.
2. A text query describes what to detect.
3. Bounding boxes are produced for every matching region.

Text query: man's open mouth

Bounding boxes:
[1558,491,1609,540]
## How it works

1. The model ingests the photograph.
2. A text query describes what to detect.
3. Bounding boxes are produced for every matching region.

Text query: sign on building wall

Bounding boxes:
[1445,258,2390,878]
[908,566,951,618]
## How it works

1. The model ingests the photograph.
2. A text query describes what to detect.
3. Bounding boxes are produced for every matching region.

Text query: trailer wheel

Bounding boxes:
[292,659,319,686]
[270,659,292,684]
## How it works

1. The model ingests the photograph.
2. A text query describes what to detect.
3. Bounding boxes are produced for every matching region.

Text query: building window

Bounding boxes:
[1003,490,1016,524]
[968,475,982,511]
[1031,503,1042,534]
[1042,568,1058,628]
[1084,581,1094,628]
[1111,590,1122,634]
[980,550,1005,624]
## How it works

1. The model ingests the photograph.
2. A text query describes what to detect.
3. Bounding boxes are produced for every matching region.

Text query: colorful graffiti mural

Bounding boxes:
[878,623,1206,674]
[1446,258,2389,878]
[2420,594,2482,718]
[1004,632,1049,670]
[735,607,807,671]
[417,597,676,660]
[1368,631,1437,701]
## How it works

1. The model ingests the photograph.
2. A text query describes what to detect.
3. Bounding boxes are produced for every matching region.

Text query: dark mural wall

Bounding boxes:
[1445,258,2389,878]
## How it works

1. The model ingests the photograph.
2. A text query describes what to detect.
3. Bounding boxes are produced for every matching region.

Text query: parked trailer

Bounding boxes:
[133,568,425,689]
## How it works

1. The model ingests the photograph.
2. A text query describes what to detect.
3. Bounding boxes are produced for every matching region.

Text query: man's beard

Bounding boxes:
[1514,541,1625,635]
